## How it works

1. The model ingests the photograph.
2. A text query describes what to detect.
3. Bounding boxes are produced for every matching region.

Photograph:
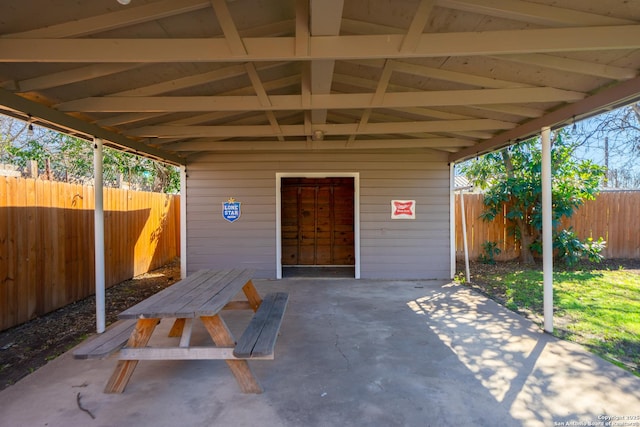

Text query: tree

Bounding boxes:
[0,115,180,193]
[460,131,605,265]
[571,102,640,189]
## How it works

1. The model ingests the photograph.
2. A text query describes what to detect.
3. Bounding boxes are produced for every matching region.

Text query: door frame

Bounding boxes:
[276,172,360,279]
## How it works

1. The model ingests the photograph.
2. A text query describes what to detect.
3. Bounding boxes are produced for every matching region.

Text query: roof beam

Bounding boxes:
[2,26,640,62]
[0,88,183,165]
[167,138,475,151]
[56,87,584,112]
[309,0,344,125]
[449,75,640,163]
[126,119,515,138]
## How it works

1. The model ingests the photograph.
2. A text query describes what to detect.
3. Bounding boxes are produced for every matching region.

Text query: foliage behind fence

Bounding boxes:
[0,176,180,331]
[455,191,640,261]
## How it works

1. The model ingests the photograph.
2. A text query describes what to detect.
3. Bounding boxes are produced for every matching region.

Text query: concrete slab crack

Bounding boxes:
[335,333,351,370]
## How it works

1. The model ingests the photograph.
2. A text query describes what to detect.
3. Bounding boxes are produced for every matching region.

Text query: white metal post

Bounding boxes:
[460,190,471,283]
[93,138,105,333]
[180,165,187,279]
[541,127,554,333]
[450,164,456,279]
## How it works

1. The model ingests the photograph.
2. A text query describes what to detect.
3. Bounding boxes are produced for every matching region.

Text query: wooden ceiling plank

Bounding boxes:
[97,67,296,126]
[97,112,170,127]
[3,0,210,38]
[489,53,638,80]
[340,18,405,35]
[393,106,472,120]
[4,26,640,62]
[467,104,543,118]
[56,87,584,112]
[101,76,299,126]
[116,64,247,97]
[436,0,635,27]
[390,60,531,88]
[400,0,436,53]
[8,64,143,93]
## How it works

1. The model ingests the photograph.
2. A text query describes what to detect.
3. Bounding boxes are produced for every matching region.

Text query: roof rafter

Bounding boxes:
[126,118,515,139]
[56,87,584,112]
[308,0,344,126]
[2,26,640,62]
[166,137,475,152]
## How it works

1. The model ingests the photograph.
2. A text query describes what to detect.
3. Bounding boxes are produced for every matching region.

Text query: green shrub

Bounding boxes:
[479,240,501,264]
[554,228,606,267]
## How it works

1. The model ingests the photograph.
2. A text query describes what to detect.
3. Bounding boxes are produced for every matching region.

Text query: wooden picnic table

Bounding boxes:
[74,268,288,394]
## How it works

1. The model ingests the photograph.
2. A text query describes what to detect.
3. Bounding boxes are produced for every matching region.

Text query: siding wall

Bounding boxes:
[186,151,451,280]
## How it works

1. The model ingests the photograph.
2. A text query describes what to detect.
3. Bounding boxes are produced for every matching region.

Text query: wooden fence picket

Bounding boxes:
[0,176,180,331]
[456,191,640,261]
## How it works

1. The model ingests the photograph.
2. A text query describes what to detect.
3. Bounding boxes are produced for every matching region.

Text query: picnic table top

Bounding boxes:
[118,268,255,320]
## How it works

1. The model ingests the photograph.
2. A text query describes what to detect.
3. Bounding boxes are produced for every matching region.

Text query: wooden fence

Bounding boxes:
[0,176,180,331]
[455,191,640,261]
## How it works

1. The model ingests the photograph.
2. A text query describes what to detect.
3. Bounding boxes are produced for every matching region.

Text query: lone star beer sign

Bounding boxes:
[222,197,242,222]
[391,200,416,219]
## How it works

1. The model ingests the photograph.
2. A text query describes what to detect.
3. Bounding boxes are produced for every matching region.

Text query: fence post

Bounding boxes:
[28,160,38,178]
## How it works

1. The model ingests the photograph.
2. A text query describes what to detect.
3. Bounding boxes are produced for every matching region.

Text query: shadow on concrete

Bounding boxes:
[1,279,638,427]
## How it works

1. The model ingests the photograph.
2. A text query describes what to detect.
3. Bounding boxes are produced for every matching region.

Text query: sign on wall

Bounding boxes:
[391,200,415,219]
[222,197,242,222]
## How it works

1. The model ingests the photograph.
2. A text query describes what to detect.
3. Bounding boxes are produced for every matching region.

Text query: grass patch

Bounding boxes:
[467,264,640,376]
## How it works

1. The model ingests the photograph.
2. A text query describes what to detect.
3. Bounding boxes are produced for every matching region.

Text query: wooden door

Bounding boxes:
[281,178,354,266]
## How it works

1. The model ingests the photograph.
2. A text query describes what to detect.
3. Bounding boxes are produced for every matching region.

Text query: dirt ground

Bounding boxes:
[0,259,181,391]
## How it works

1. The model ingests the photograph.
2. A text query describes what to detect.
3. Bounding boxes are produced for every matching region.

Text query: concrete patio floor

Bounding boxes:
[1,278,639,427]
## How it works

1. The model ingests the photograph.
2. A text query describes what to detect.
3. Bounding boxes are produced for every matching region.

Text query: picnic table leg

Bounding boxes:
[104,318,159,393]
[168,318,185,337]
[201,315,263,394]
[242,280,262,312]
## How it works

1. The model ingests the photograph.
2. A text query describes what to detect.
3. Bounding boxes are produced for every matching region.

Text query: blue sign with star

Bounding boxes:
[222,198,241,222]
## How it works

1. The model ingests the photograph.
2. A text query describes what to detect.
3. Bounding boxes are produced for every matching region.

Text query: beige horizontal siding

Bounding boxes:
[186,150,451,279]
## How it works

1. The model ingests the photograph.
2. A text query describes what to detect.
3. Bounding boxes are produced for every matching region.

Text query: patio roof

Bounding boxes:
[1,0,640,166]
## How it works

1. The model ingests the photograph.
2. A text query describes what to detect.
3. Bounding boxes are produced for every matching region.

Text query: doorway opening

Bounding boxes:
[279,176,356,278]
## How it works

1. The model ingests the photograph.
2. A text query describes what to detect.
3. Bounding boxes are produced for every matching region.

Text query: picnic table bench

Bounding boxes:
[73,268,288,394]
